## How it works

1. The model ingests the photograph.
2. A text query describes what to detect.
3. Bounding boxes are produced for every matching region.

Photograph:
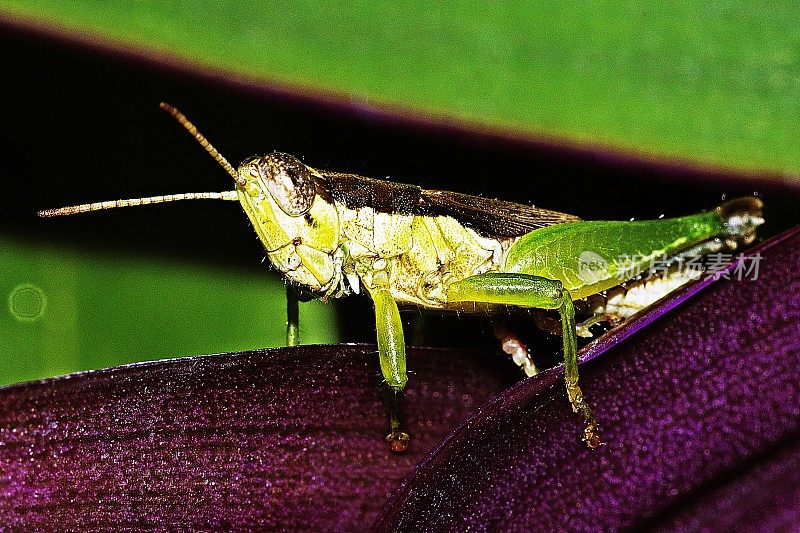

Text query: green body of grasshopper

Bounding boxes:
[40,104,765,451]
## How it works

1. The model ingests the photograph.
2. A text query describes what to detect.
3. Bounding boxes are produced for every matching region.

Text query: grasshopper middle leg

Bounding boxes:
[367,284,410,452]
[447,272,601,448]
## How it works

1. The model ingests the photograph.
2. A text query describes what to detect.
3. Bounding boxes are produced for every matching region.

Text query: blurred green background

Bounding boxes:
[0,236,337,386]
[0,2,797,387]
[3,1,798,175]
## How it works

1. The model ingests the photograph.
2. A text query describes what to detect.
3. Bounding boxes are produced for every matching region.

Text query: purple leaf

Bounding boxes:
[1,227,798,531]
[377,226,800,531]
[0,345,518,530]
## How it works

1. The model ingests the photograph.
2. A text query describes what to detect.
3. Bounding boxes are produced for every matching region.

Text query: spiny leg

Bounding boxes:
[559,291,601,448]
[366,285,410,452]
[286,286,300,346]
[495,309,615,374]
[447,273,601,448]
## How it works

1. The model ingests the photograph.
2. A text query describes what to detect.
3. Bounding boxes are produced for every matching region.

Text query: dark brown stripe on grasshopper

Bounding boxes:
[313,169,581,239]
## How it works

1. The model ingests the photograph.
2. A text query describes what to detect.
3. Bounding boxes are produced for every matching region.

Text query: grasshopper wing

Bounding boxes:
[418,189,581,238]
[316,171,580,239]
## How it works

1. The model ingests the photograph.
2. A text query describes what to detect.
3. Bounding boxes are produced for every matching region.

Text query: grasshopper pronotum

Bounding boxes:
[40,103,764,451]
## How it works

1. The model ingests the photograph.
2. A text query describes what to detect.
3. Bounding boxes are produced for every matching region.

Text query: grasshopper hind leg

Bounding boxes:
[448,273,601,448]
[494,307,617,378]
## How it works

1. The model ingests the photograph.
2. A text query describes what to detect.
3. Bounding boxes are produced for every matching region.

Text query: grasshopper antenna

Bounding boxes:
[38,191,239,217]
[39,103,246,218]
[159,102,247,188]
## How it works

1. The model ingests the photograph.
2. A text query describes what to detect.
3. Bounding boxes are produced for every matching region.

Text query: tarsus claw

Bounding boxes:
[385,430,410,453]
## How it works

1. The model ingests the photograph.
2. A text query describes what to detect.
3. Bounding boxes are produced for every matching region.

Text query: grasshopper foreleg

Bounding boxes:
[286,286,300,346]
[447,273,601,448]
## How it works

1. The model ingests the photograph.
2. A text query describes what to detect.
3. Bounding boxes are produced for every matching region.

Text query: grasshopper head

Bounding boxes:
[237,153,342,294]
[39,105,344,296]
[239,153,316,216]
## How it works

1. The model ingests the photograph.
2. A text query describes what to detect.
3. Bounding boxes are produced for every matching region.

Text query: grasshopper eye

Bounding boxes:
[260,153,317,216]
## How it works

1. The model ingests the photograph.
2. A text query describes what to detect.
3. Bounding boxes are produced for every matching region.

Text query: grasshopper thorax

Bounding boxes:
[237,153,343,296]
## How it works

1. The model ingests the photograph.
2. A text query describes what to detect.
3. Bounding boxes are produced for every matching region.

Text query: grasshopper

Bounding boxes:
[40,103,764,451]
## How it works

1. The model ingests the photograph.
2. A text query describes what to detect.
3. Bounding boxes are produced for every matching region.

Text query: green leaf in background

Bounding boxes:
[2,1,799,178]
[0,236,337,386]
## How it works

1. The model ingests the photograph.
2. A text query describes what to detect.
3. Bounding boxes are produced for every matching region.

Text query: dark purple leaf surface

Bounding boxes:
[0,346,518,530]
[651,436,800,531]
[377,226,800,531]
[1,227,798,531]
